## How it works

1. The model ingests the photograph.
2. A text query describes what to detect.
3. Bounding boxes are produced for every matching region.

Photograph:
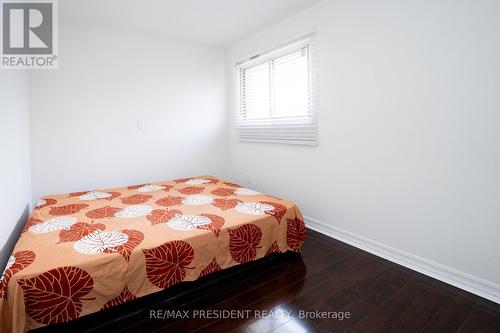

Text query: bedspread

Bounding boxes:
[0,176,306,332]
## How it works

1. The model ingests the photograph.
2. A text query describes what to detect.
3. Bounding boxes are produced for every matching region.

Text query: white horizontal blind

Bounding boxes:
[236,36,317,145]
[240,62,270,120]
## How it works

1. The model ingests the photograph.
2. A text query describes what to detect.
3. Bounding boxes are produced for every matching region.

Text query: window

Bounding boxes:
[236,36,317,145]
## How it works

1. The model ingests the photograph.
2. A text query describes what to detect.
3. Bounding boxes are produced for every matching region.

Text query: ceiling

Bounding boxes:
[61,0,323,46]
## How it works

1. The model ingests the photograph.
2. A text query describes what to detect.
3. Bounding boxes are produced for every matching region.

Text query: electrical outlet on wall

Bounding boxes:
[245,173,252,186]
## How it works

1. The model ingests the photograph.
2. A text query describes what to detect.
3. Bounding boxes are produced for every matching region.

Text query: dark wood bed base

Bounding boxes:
[31,251,301,332]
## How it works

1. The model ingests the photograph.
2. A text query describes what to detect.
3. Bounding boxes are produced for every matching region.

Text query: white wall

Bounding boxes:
[227,0,500,287]
[30,20,227,201]
[0,72,31,270]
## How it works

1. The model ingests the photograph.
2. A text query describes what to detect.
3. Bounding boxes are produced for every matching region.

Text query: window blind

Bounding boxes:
[236,36,318,145]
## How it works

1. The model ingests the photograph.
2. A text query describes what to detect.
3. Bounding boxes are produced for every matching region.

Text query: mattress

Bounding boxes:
[0,176,306,332]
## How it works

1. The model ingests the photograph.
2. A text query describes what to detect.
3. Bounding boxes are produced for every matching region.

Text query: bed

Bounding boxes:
[0,176,306,332]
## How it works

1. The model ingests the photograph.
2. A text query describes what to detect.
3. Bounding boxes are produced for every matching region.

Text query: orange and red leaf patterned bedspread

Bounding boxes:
[0,176,306,332]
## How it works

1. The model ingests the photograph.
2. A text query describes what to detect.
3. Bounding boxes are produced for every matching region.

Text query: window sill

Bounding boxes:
[237,138,318,146]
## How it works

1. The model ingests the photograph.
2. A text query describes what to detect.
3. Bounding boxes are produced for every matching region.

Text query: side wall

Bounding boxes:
[227,0,500,299]
[0,72,32,271]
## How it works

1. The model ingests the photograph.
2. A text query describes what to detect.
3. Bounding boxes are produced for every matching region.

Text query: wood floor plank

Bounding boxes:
[386,287,449,332]
[419,295,475,333]
[315,298,376,332]
[350,282,430,333]
[457,307,500,333]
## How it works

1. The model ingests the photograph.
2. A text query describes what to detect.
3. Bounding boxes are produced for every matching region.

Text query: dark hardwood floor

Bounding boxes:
[36,229,500,333]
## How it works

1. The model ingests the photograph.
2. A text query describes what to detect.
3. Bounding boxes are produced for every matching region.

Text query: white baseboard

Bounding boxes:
[304,215,500,305]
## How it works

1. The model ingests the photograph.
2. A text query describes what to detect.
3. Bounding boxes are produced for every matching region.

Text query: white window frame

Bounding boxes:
[235,34,318,145]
